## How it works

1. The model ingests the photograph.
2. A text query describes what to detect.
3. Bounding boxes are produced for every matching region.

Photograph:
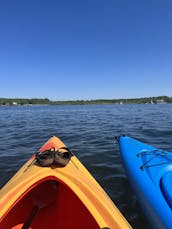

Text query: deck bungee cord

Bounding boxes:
[137,149,172,170]
[24,147,73,172]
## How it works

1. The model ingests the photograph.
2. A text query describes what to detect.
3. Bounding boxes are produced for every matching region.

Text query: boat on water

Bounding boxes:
[117,135,172,229]
[0,136,131,229]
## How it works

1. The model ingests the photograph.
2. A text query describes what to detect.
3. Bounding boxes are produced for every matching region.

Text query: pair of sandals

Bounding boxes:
[36,147,73,167]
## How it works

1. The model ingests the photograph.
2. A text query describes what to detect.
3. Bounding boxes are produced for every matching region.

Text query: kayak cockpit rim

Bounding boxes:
[0,176,101,229]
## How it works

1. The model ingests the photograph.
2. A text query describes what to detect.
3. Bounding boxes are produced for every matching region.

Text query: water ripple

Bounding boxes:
[0,104,172,228]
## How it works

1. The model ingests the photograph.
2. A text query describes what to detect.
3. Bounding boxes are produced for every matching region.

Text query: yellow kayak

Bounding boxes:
[0,136,131,229]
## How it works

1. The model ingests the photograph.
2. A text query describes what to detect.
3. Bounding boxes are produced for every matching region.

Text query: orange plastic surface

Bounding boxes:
[0,136,132,229]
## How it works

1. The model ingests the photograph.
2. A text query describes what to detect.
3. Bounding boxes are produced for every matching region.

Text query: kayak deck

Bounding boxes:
[0,136,131,229]
[118,136,172,229]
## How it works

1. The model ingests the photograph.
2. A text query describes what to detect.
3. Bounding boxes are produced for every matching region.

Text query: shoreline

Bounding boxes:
[0,96,171,106]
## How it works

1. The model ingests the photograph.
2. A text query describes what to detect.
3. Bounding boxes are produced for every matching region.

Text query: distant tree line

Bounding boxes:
[0,98,50,105]
[0,96,172,106]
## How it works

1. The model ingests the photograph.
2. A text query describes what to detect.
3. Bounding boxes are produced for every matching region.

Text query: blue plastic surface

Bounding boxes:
[118,136,172,229]
[160,172,172,209]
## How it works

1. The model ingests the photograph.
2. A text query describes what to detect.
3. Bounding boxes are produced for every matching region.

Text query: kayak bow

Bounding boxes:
[118,135,172,229]
[0,136,131,229]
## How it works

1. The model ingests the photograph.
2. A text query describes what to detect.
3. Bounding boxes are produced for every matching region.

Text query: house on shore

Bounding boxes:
[156,99,166,104]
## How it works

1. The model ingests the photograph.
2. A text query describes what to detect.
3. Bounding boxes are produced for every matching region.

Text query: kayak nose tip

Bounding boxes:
[114,136,120,143]
[115,135,126,143]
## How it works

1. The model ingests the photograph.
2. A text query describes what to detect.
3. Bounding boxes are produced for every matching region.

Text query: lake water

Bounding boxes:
[1,104,172,228]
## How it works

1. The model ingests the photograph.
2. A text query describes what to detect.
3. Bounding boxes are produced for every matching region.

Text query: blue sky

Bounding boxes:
[0,0,172,100]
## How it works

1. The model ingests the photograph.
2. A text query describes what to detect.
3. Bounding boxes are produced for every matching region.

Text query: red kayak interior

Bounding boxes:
[0,179,100,229]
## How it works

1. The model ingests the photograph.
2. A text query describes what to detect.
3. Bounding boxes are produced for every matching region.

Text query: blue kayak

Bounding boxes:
[117,135,172,229]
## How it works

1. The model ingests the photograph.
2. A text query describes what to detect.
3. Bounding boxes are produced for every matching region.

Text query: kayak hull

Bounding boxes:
[118,136,172,229]
[0,136,131,229]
